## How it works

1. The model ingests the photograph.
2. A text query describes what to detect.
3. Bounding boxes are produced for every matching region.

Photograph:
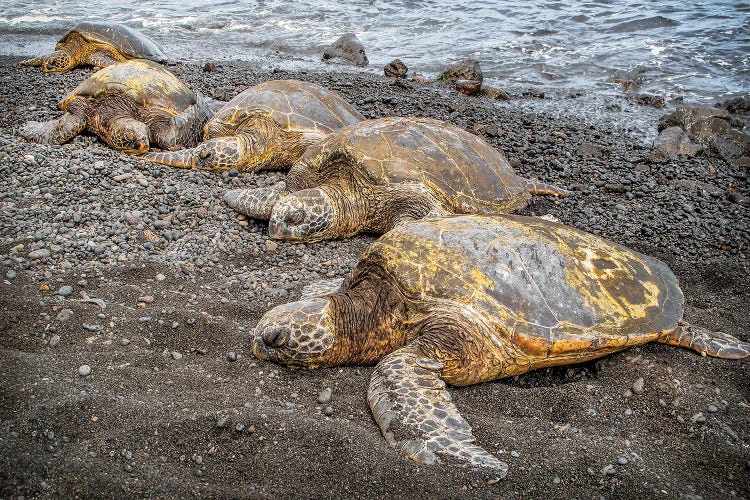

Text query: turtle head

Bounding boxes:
[252,298,340,368]
[144,137,244,171]
[108,118,150,154]
[42,50,74,73]
[268,188,337,242]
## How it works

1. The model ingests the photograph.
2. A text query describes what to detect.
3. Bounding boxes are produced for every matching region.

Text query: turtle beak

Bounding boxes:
[144,148,199,168]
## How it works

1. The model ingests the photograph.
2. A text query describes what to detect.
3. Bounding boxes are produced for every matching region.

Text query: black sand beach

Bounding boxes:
[0,56,748,498]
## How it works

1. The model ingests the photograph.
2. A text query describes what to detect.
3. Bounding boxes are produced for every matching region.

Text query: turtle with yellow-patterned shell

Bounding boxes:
[252,214,750,475]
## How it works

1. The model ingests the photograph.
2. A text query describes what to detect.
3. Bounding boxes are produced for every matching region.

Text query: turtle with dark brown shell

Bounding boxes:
[20,22,169,73]
[19,59,213,154]
[145,79,364,172]
[225,116,564,242]
[252,214,750,474]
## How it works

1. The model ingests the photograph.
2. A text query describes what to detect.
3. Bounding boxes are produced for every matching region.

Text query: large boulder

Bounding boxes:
[384,59,408,78]
[322,33,368,67]
[438,59,483,84]
[653,126,702,157]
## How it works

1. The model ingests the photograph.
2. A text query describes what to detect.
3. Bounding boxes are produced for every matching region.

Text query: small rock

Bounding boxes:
[632,377,645,394]
[321,33,368,66]
[600,464,616,476]
[78,364,92,376]
[235,423,245,432]
[6,270,17,280]
[48,335,61,347]
[28,249,51,260]
[455,79,482,96]
[438,59,483,83]
[156,273,166,282]
[82,323,102,332]
[171,351,183,360]
[690,412,706,424]
[227,351,237,362]
[265,240,278,252]
[323,406,334,416]
[56,309,74,322]
[318,387,333,404]
[56,285,73,297]
[510,450,520,458]
[113,173,132,182]
[706,404,718,413]
[120,338,131,346]
[138,295,154,304]
[617,456,629,465]
[216,415,230,428]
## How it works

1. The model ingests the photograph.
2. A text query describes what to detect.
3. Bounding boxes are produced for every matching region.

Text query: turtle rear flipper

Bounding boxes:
[525,180,567,197]
[368,344,509,474]
[19,112,86,145]
[225,186,287,220]
[659,325,750,359]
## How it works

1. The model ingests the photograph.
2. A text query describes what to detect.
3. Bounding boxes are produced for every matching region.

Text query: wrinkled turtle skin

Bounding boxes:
[20,22,169,73]
[145,79,364,172]
[252,214,750,474]
[226,116,564,242]
[19,60,212,154]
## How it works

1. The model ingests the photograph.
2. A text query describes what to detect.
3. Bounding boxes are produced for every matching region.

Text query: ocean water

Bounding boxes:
[1,1,748,140]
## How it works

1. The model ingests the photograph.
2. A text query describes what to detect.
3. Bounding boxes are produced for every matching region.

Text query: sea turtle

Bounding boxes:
[224,116,564,242]
[144,79,365,172]
[20,22,169,73]
[252,214,750,473]
[19,59,213,154]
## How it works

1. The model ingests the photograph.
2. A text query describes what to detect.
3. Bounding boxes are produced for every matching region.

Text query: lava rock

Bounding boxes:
[384,59,408,78]
[322,33,369,67]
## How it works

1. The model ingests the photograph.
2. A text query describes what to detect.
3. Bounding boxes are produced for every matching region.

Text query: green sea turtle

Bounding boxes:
[19,59,213,154]
[144,79,364,172]
[252,214,750,473]
[20,22,169,73]
[224,116,564,242]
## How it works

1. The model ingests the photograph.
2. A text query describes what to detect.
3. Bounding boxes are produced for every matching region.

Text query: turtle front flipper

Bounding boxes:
[659,324,750,359]
[225,186,287,220]
[20,55,45,67]
[85,50,120,68]
[368,344,509,474]
[300,278,345,299]
[19,112,86,145]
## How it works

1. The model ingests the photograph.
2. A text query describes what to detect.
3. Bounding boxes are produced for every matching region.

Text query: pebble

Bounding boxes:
[265,240,278,252]
[82,323,102,332]
[600,464,616,476]
[120,338,131,346]
[706,404,718,413]
[56,309,74,322]
[171,351,183,360]
[227,351,237,362]
[318,387,333,404]
[156,273,166,282]
[690,412,706,424]
[138,295,155,304]
[323,406,334,416]
[48,335,61,346]
[28,249,51,259]
[235,423,245,432]
[631,377,645,394]
[216,415,230,428]
[617,456,629,465]
[6,270,16,280]
[510,450,520,458]
[78,364,92,376]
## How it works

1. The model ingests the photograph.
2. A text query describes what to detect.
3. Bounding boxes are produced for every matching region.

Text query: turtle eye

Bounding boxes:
[198,149,212,160]
[262,328,289,349]
[284,209,306,225]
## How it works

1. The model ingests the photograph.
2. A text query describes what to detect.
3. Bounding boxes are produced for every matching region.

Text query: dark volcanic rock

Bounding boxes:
[653,126,702,157]
[383,59,408,78]
[480,84,510,101]
[455,79,482,96]
[636,94,665,108]
[321,33,369,67]
[438,59,483,84]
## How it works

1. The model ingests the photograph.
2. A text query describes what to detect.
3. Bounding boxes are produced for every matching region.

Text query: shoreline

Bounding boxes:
[1,55,748,498]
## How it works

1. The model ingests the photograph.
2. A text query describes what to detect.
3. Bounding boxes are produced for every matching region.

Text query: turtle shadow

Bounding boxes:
[503,360,600,389]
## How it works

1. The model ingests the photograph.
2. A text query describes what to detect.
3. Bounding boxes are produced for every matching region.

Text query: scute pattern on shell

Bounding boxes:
[355,214,684,358]
[290,116,536,213]
[60,22,169,62]
[60,59,196,114]
[206,79,365,139]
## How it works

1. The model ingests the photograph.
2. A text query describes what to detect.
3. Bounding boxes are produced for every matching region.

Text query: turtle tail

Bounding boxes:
[526,180,567,197]
[659,323,750,359]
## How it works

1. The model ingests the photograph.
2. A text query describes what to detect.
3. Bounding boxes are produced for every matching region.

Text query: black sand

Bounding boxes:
[0,56,748,498]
